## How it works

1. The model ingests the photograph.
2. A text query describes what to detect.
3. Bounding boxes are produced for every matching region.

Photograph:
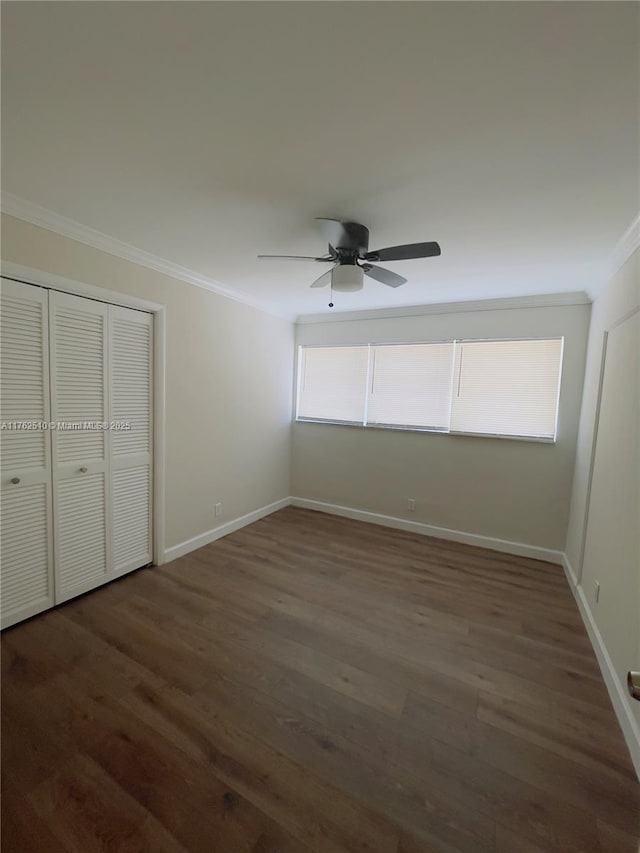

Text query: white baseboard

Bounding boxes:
[164,495,564,566]
[290,497,564,565]
[562,555,640,779]
[163,497,290,563]
[562,552,579,588]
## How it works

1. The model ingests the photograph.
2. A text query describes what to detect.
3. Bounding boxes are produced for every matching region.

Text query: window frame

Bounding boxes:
[295,336,564,443]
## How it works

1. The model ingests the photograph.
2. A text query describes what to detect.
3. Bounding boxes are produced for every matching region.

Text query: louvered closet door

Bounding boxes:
[109,305,152,575]
[0,278,54,628]
[49,290,111,602]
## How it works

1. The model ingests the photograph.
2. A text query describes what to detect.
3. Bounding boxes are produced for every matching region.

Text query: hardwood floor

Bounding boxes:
[2,506,639,853]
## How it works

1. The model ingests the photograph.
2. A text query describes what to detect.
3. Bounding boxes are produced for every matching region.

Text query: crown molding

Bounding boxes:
[1,192,293,322]
[609,212,640,280]
[296,291,591,325]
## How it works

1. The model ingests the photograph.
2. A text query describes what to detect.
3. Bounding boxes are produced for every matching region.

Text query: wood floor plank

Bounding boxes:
[29,753,187,853]
[475,720,640,837]
[494,824,555,853]
[117,590,409,718]
[123,681,403,853]
[2,506,638,853]
[262,608,481,718]
[1,779,74,853]
[187,680,496,853]
[85,697,319,853]
[597,819,640,853]
[189,658,589,852]
[477,690,637,781]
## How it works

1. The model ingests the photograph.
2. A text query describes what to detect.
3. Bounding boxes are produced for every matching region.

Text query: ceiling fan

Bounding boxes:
[258,218,441,293]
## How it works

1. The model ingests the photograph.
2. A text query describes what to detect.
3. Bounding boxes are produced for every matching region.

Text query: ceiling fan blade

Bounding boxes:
[310,270,333,288]
[316,218,349,252]
[364,241,441,262]
[316,218,370,253]
[257,254,333,262]
[362,264,407,288]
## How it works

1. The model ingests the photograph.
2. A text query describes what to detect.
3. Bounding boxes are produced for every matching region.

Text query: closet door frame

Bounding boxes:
[0,262,166,566]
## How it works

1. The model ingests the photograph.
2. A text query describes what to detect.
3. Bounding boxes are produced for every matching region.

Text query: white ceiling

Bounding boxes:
[2,2,638,318]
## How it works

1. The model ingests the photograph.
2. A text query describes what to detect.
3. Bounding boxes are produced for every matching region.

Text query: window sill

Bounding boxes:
[295,418,557,444]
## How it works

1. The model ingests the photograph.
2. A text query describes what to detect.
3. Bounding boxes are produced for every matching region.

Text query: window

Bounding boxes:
[297,345,368,424]
[296,338,563,441]
[450,339,563,439]
[368,343,454,430]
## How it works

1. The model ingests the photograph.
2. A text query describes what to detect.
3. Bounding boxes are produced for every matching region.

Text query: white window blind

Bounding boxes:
[296,338,563,441]
[368,343,454,430]
[297,345,368,423]
[450,339,563,439]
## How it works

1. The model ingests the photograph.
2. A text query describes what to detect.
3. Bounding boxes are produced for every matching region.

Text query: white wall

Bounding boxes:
[564,247,639,773]
[293,301,591,552]
[1,213,294,553]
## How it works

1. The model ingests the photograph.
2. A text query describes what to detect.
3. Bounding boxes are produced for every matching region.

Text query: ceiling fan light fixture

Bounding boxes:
[331,264,363,292]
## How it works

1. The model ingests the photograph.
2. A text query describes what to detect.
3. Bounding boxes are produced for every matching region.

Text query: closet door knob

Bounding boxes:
[10,477,20,484]
[79,466,88,473]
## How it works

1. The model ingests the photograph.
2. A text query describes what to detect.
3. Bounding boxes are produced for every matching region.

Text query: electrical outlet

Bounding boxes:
[215,502,222,518]
[594,581,600,603]
[407,498,416,512]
